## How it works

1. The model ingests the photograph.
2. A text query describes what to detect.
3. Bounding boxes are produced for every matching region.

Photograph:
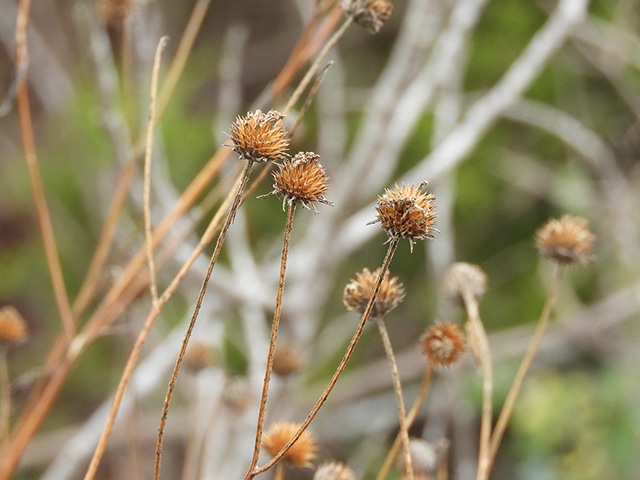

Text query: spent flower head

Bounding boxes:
[343,267,405,318]
[0,306,28,346]
[535,215,595,264]
[369,182,437,251]
[398,438,450,477]
[343,0,393,34]
[442,262,488,307]
[273,343,306,377]
[260,152,333,213]
[420,321,465,367]
[262,421,318,468]
[227,110,289,163]
[314,461,357,480]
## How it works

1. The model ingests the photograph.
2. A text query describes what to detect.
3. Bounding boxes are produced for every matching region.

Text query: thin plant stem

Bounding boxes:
[0,351,9,449]
[246,204,298,477]
[463,289,492,480]
[143,36,169,306]
[282,16,353,116]
[375,317,414,480]
[274,463,285,480]
[248,239,400,479]
[375,364,435,480]
[14,0,75,342]
[153,160,255,480]
[486,263,564,474]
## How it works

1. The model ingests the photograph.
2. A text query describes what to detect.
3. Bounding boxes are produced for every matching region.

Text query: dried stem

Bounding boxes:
[0,350,9,449]
[486,263,564,474]
[274,463,285,480]
[375,317,414,480]
[144,36,170,306]
[463,289,492,480]
[375,364,435,480]
[248,239,400,479]
[246,204,298,477]
[153,160,255,480]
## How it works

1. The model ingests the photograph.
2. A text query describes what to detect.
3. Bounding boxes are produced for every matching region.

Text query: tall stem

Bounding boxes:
[246,204,298,476]
[0,351,9,449]
[248,240,399,479]
[486,263,564,474]
[375,317,414,480]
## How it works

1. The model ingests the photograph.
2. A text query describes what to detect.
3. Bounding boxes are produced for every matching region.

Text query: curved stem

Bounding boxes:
[375,317,414,480]
[248,239,399,480]
[246,204,297,476]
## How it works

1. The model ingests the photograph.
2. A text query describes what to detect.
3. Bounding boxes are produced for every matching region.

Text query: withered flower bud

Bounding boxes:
[273,344,306,377]
[183,341,217,372]
[227,110,289,163]
[343,267,405,318]
[398,438,450,477]
[260,152,333,213]
[314,461,357,480]
[535,215,595,264]
[369,182,437,251]
[420,322,465,367]
[442,262,488,307]
[0,306,28,346]
[343,0,393,34]
[262,421,318,468]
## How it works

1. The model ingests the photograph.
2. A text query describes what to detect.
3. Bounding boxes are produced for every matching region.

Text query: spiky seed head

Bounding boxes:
[262,152,334,213]
[420,322,465,367]
[342,0,393,34]
[227,110,289,163]
[397,438,450,477]
[273,344,306,377]
[262,421,318,468]
[535,215,595,264]
[343,267,405,318]
[313,461,357,480]
[183,341,217,372]
[370,182,437,251]
[442,262,488,307]
[99,0,134,26]
[0,306,28,346]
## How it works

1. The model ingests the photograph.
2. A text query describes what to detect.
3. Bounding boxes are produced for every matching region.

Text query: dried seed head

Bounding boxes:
[222,377,251,413]
[261,152,333,213]
[370,182,437,252]
[441,262,488,307]
[420,322,465,367]
[398,438,450,476]
[0,306,28,346]
[227,110,289,163]
[262,421,318,468]
[273,344,306,377]
[343,0,393,34]
[183,341,217,372]
[99,0,134,26]
[314,461,357,480]
[343,267,405,318]
[535,215,595,264]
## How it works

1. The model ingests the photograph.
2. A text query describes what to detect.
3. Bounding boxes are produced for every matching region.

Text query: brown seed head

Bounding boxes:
[420,322,465,367]
[535,215,595,264]
[343,267,405,318]
[442,262,488,307]
[314,461,357,480]
[370,182,437,251]
[343,0,393,34]
[183,341,217,372]
[273,344,306,377]
[262,152,333,213]
[227,110,289,163]
[0,306,28,346]
[99,0,134,26]
[262,421,318,468]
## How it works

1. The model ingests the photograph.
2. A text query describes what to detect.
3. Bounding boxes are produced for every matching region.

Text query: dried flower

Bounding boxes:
[99,0,134,26]
[260,152,333,213]
[183,341,217,372]
[227,110,289,163]
[535,215,595,264]
[369,182,437,251]
[314,461,357,480]
[343,267,405,318]
[0,306,28,346]
[442,262,488,307]
[273,344,306,376]
[262,421,318,468]
[420,322,465,367]
[398,438,450,476]
[222,377,251,413]
[343,0,393,34]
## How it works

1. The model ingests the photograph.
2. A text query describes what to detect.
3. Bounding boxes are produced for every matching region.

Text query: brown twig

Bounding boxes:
[0,350,9,449]
[486,263,564,474]
[375,317,414,480]
[246,204,298,477]
[248,239,400,479]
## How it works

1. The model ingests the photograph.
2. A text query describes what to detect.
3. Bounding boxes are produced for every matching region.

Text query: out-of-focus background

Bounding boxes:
[0,0,639,479]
